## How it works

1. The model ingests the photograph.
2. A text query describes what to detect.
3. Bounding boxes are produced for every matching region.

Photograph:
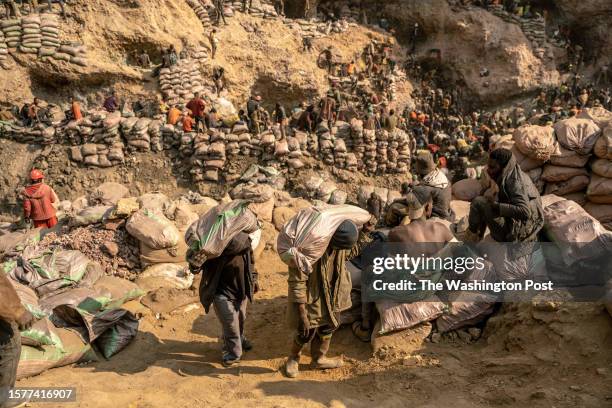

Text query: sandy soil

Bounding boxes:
[18,248,612,408]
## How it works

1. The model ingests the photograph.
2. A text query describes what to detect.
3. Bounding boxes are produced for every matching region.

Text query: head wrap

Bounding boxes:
[330,220,359,249]
[490,148,513,169]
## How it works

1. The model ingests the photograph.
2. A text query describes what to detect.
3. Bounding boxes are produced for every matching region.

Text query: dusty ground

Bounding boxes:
[18,248,612,408]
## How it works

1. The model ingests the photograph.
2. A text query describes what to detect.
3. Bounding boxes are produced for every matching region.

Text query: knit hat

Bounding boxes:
[415,152,436,176]
[330,220,359,249]
[406,186,432,220]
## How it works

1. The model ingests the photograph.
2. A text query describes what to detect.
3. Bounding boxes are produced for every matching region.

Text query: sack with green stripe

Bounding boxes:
[21,318,63,348]
[185,200,258,268]
[17,327,99,380]
[276,204,371,275]
[24,250,100,297]
[126,208,180,250]
[10,279,46,320]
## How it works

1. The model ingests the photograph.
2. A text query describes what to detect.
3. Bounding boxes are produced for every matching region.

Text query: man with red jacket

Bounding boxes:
[186,93,206,135]
[22,169,59,229]
[1,273,34,408]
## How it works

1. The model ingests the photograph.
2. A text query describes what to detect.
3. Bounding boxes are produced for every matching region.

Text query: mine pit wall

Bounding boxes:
[310,0,609,108]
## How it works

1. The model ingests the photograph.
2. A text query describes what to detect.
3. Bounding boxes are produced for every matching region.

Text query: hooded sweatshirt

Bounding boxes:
[22,183,58,221]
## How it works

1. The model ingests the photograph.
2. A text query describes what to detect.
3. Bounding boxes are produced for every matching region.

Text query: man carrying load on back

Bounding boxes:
[0,273,34,408]
[191,232,258,367]
[21,169,59,230]
[284,219,373,378]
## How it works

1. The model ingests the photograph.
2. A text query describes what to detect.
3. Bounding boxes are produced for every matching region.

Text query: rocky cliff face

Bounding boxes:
[556,0,612,64]
[1,0,609,109]
[389,0,560,104]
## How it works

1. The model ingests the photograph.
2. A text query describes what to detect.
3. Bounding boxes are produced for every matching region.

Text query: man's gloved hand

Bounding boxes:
[187,248,207,272]
[16,310,35,331]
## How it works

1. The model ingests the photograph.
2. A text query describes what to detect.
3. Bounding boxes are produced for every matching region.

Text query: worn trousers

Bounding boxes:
[468,196,510,241]
[295,324,335,347]
[213,295,247,361]
[0,322,20,408]
[32,216,58,229]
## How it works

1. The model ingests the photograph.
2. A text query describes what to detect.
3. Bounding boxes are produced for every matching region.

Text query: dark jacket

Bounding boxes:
[198,232,257,313]
[287,231,371,329]
[422,184,452,220]
[496,155,544,242]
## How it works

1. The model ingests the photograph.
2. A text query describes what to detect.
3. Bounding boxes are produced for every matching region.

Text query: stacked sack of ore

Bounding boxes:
[242,0,268,17]
[258,130,276,162]
[273,137,289,164]
[179,130,195,159]
[19,15,41,55]
[149,120,163,152]
[158,58,206,105]
[64,110,108,145]
[542,117,599,200]
[225,131,241,157]
[286,135,305,170]
[579,108,612,230]
[38,13,60,58]
[316,123,334,165]
[234,124,252,157]
[186,0,213,29]
[121,117,148,152]
[320,178,348,205]
[363,128,377,175]
[0,122,55,145]
[376,130,389,174]
[54,42,87,66]
[204,138,226,182]
[70,143,113,168]
[192,46,208,65]
[191,132,210,182]
[224,3,236,17]
[393,128,411,173]
[350,119,365,171]
[511,124,557,194]
[1,19,21,49]
[333,138,347,169]
[162,123,180,151]
[0,28,8,68]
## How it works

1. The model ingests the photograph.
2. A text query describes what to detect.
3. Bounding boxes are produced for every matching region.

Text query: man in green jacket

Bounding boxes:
[284,220,372,378]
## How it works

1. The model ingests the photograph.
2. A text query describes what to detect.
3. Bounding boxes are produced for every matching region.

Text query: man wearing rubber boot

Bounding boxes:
[284,220,372,378]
